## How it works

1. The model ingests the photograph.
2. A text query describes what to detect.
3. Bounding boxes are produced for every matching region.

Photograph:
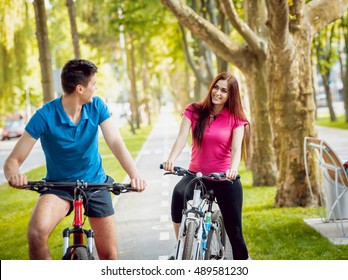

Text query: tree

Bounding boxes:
[313,23,339,122]
[66,0,81,58]
[161,0,348,206]
[339,12,348,122]
[33,0,54,103]
[179,0,232,100]
[0,0,40,120]
[108,0,171,129]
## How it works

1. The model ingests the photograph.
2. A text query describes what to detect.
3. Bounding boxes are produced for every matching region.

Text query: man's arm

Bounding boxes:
[4,131,37,187]
[100,118,146,192]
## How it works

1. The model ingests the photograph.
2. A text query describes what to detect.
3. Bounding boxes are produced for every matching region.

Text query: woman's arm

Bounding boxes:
[100,118,146,191]
[162,115,191,171]
[226,125,245,180]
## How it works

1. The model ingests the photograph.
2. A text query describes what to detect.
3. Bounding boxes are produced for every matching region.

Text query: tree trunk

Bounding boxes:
[33,0,54,103]
[216,5,229,73]
[141,41,151,126]
[66,0,81,58]
[343,71,348,122]
[247,65,277,186]
[267,3,318,206]
[244,0,276,185]
[341,16,348,122]
[128,34,140,129]
[322,75,337,121]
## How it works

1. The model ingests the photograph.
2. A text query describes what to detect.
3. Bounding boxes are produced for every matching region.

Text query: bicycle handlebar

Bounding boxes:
[21,180,136,196]
[159,164,240,180]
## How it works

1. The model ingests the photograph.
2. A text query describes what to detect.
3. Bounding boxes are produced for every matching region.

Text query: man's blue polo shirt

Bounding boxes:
[25,96,110,182]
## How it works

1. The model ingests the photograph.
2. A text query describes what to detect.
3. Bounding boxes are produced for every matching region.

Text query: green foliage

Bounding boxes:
[313,21,340,75]
[0,1,36,121]
[46,0,74,69]
[108,0,166,37]
[0,0,190,128]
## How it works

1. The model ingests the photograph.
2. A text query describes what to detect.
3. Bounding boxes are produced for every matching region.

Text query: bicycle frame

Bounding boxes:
[62,187,94,259]
[176,183,216,260]
[160,164,235,260]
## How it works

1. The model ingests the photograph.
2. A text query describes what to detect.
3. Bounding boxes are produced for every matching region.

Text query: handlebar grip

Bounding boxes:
[159,164,181,172]
[111,183,137,195]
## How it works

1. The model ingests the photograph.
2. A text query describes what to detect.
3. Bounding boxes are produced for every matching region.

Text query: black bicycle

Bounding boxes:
[160,165,235,260]
[19,180,136,260]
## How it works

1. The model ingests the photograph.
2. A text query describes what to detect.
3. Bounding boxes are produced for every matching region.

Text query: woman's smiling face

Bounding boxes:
[211,79,228,106]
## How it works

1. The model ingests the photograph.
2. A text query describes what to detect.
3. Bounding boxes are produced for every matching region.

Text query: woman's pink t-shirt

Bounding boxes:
[183,103,248,175]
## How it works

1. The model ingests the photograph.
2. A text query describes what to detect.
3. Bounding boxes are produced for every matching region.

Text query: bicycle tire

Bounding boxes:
[182,220,199,260]
[205,210,226,260]
[72,246,89,260]
[63,246,90,260]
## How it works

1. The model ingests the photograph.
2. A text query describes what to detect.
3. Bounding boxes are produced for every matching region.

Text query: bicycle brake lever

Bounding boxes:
[209,172,226,180]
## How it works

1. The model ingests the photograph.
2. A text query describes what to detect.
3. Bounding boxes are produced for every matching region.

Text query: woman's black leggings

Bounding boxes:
[171,174,249,260]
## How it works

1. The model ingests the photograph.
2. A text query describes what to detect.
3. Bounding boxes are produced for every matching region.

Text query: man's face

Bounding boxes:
[81,75,97,103]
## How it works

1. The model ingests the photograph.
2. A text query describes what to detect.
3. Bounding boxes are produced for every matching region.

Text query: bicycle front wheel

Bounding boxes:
[73,246,89,260]
[63,246,91,260]
[182,220,199,260]
[205,210,226,260]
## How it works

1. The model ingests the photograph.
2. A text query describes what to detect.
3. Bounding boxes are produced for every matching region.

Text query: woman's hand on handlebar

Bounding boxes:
[130,177,147,192]
[7,174,28,188]
[226,169,238,180]
[162,161,175,172]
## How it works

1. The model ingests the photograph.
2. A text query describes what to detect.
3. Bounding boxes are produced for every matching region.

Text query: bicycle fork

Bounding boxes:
[62,228,94,256]
[62,194,95,257]
[176,188,206,260]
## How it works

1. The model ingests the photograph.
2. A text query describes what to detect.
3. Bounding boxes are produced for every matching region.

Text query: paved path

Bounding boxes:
[307,126,348,244]
[0,141,45,184]
[316,126,348,161]
[115,105,190,259]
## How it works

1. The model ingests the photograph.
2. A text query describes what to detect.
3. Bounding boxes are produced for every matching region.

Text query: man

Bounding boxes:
[4,59,146,259]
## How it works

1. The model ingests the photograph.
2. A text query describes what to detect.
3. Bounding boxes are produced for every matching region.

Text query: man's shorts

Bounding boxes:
[40,175,115,218]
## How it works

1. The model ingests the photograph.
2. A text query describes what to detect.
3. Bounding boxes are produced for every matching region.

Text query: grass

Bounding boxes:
[1,116,348,260]
[239,164,348,260]
[316,113,348,129]
[237,110,348,259]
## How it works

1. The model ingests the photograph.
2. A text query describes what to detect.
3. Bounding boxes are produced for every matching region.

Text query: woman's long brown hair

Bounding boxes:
[191,72,251,160]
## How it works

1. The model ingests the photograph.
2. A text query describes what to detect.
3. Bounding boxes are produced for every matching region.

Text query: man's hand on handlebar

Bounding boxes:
[7,174,28,188]
[130,177,147,192]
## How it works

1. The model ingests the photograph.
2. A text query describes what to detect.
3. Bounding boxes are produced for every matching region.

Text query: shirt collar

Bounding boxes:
[56,96,89,125]
[217,107,229,118]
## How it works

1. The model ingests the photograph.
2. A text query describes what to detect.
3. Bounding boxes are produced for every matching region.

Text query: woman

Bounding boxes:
[162,72,251,260]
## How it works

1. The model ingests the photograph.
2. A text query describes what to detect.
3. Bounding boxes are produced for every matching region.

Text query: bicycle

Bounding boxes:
[20,180,136,260]
[160,164,236,260]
